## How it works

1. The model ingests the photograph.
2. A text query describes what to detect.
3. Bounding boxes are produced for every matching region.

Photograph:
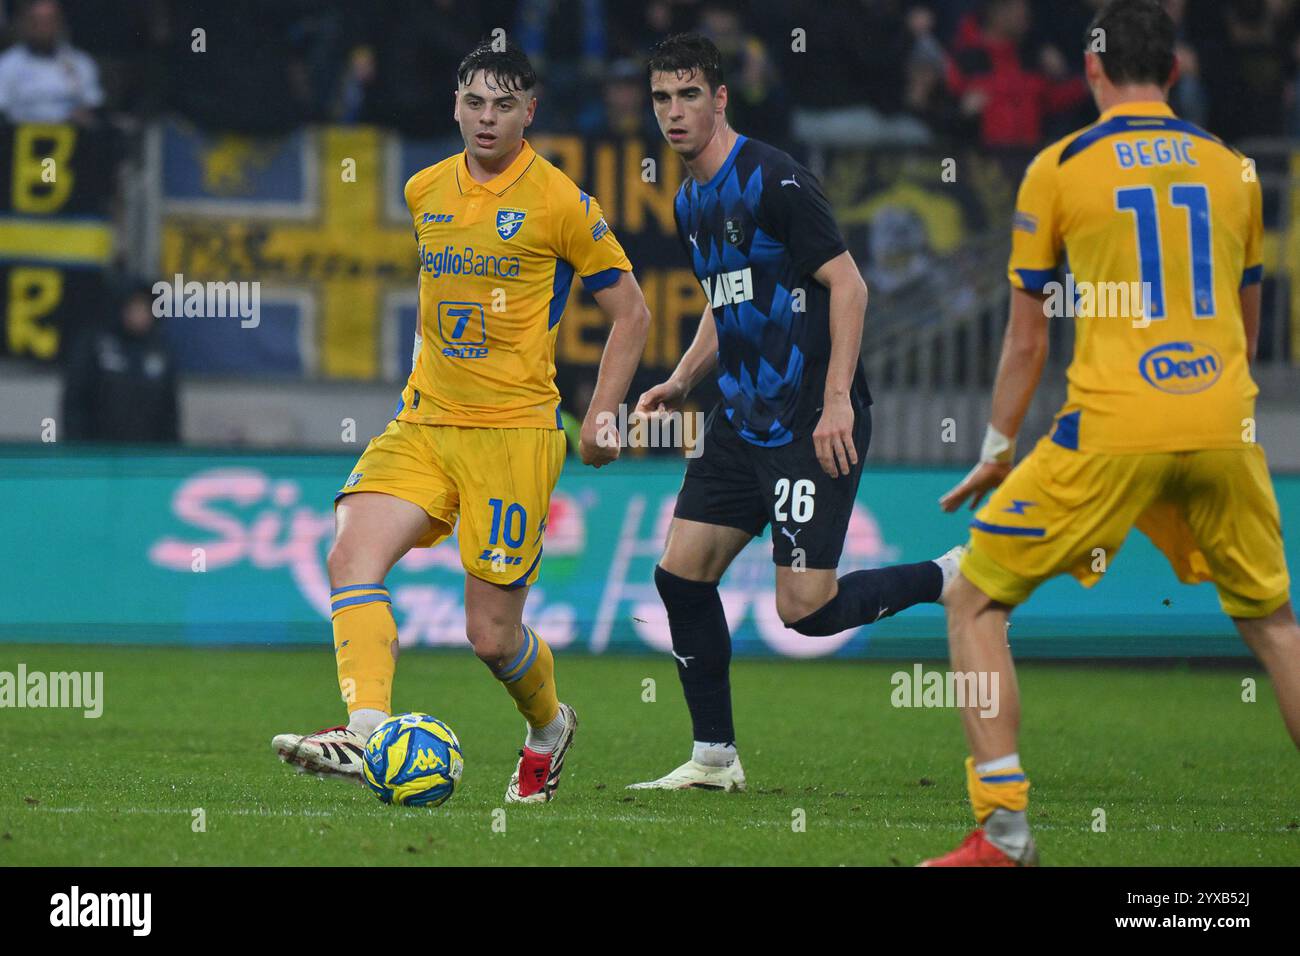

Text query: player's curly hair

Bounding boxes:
[646,33,725,93]
[1086,0,1176,87]
[456,38,537,94]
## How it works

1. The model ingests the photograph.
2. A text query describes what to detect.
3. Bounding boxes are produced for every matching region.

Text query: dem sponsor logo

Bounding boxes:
[1138,341,1223,394]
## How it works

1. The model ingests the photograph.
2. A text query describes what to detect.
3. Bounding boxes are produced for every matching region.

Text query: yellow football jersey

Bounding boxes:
[1008,101,1263,454]
[397,139,632,429]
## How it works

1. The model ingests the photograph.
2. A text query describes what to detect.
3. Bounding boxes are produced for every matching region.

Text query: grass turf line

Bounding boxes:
[0,645,1296,866]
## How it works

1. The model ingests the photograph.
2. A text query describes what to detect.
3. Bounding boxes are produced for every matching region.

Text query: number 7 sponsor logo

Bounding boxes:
[437,301,486,346]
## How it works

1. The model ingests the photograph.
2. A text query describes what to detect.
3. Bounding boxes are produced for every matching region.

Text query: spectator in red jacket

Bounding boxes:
[945,0,1089,148]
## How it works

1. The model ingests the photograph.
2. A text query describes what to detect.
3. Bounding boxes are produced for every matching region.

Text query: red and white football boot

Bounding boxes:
[919,828,1039,867]
[504,703,578,804]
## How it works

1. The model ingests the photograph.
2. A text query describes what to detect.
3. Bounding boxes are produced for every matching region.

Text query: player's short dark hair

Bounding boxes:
[646,33,725,92]
[1086,0,1176,87]
[456,39,537,95]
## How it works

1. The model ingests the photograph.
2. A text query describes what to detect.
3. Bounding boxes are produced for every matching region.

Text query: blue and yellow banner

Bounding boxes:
[0,123,117,362]
[157,123,713,385]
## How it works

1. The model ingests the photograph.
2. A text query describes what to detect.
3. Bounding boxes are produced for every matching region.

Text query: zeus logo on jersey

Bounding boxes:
[701,267,754,308]
[418,243,521,279]
[478,548,523,565]
[1139,341,1223,394]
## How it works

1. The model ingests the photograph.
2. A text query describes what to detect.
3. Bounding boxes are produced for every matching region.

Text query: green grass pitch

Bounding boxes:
[1,644,1296,866]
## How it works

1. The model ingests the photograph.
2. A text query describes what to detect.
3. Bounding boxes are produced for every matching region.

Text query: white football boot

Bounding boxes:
[934,544,968,604]
[627,756,747,792]
[272,726,367,783]
[505,703,579,804]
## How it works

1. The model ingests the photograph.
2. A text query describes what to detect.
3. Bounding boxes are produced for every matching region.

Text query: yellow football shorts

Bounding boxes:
[962,437,1290,618]
[336,419,566,588]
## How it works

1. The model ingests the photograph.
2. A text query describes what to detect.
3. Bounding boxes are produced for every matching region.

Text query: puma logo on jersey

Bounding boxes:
[780,175,800,188]
[701,267,754,307]
[780,526,802,546]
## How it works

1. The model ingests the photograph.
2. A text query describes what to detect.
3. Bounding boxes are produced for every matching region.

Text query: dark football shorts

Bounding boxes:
[673,402,871,568]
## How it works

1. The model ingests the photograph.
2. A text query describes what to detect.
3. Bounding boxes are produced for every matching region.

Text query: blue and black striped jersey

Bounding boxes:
[674,135,870,447]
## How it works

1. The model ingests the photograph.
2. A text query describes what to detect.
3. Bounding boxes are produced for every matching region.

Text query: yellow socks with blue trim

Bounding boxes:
[331,583,398,731]
[967,754,1033,856]
[493,624,561,749]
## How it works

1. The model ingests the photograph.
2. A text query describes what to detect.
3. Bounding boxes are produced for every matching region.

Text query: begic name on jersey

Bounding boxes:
[701,267,754,308]
[1114,136,1197,169]
[418,242,522,280]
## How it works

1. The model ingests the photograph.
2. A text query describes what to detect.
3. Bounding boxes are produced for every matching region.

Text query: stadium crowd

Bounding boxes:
[2,0,1295,445]
[0,0,1297,148]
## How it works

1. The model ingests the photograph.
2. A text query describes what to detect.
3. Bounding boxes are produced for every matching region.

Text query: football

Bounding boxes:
[361,713,464,807]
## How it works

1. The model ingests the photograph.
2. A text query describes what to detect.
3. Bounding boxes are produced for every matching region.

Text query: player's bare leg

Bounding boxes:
[919,572,1036,866]
[774,567,837,624]
[629,518,752,791]
[1235,600,1300,748]
[660,518,753,587]
[462,574,576,803]
[943,574,1021,761]
[463,571,532,673]
[272,492,431,780]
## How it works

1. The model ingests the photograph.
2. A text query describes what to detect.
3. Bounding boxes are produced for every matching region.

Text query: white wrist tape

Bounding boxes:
[980,424,1016,464]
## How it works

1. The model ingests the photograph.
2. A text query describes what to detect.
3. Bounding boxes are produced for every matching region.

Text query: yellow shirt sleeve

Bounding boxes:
[550,184,632,291]
[1242,175,1263,286]
[1007,151,1062,293]
[404,171,423,249]
[403,172,421,223]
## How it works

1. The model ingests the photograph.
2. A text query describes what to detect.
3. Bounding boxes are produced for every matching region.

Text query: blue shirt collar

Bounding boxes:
[699,134,747,191]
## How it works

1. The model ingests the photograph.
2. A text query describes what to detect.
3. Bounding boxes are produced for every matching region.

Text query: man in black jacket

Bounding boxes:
[62,282,179,443]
